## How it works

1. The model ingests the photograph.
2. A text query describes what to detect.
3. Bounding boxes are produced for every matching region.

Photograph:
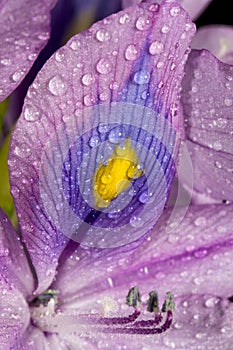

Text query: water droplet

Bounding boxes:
[224,97,232,106]
[205,297,219,308]
[99,92,108,101]
[70,40,81,50]
[125,44,138,61]
[12,70,24,82]
[212,140,222,151]
[81,73,95,86]
[161,25,170,34]
[108,211,120,219]
[170,6,180,16]
[141,90,149,100]
[215,161,222,169]
[194,249,208,259]
[24,104,40,122]
[149,4,160,12]
[89,135,101,148]
[28,53,37,61]
[119,13,130,24]
[1,58,12,65]
[133,70,150,85]
[55,52,64,62]
[96,28,111,42]
[136,15,151,31]
[194,69,202,79]
[109,81,119,90]
[83,94,95,106]
[98,123,109,133]
[194,216,206,227]
[48,75,67,96]
[169,103,178,117]
[149,41,164,55]
[108,126,126,144]
[139,190,148,204]
[96,58,112,74]
[130,216,144,227]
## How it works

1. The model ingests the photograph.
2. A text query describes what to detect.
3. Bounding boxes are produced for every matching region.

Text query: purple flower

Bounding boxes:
[0,0,233,349]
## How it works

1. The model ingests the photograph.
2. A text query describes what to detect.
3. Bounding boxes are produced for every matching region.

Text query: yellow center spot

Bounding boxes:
[93,138,143,208]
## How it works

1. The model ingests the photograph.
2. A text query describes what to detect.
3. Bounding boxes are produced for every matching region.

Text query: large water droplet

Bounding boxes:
[81,73,95,86]
[96,29,111,42]
[70,40,81,50]
[149,41,164,55]
[136,15,151,31]
[125,44,138,61]
[108,126,126,144]
[89,135,101,148]
[48,75,67,96]
[24,104,40,122]
[139,190,148,204]
[133,70,150,85]
[96,58,112,74]
[83,94,95,106]
[12,70,24,82]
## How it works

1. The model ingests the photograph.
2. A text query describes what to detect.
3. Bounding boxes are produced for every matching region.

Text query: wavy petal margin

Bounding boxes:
[181,49,233,203]
[122,0,213,20]
[9,2,195,293]
[44,204,233,349]
[0,0,56,102]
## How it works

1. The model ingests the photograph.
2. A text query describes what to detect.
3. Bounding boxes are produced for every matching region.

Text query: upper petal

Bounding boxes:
[52,203,233,349]
[0,0,56,102]
[122,0,213,20]
[191,25,233,64]
[181,49,233,203]
[9,2,195,294]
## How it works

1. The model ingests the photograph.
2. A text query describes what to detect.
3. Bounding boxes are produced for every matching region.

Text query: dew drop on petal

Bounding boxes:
[149,4,160,12]
[81,73,95,86]
[170,6,181,16]
[149,41,164,55]
[139,190,149,204]
[89,135,101,148]
[125,44,138,61]
[224,97,232,106]
[98,123,109,133]
[48,75,67,96]
[161,25,170,34]
[108,126,126,144]
[83,94,95,106]
[1,58,12,65]
[96,58,112,74]
[119,13,130,24]
[12,70,24,82]
[133,70,150,85]
[130,216,144,227]
[96,28,111,42]
[24,104,40,122]
[136,15,152,31]
[70,40,81,50]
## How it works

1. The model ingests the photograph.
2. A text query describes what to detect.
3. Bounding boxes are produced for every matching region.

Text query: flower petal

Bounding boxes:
[9,2,195,293]
[191,25,233,64]
[52,203,233,348]
[122,0,213,20]
[0,208,34,297]
[181,49,233,203]
[0,0,56,102]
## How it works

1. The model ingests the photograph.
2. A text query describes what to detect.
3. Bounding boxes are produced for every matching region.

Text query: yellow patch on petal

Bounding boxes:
[93,138,143,208]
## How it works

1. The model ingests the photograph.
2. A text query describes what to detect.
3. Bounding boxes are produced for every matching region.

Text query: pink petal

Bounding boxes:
[9,2,195,294]
[0,208,34,297]
[181,49,233,203]
[51,203,233,348]
[122,0,213,20]
[191,25,233,64]
[0,0,56,102]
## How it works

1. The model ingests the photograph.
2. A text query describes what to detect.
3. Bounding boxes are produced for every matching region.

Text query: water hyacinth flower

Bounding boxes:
[0,0,233,349]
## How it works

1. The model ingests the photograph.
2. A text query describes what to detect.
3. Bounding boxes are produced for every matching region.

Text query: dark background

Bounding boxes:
[196,0,232,27]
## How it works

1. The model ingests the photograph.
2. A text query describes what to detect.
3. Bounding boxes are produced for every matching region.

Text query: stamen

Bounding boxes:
[126,286,141,310]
